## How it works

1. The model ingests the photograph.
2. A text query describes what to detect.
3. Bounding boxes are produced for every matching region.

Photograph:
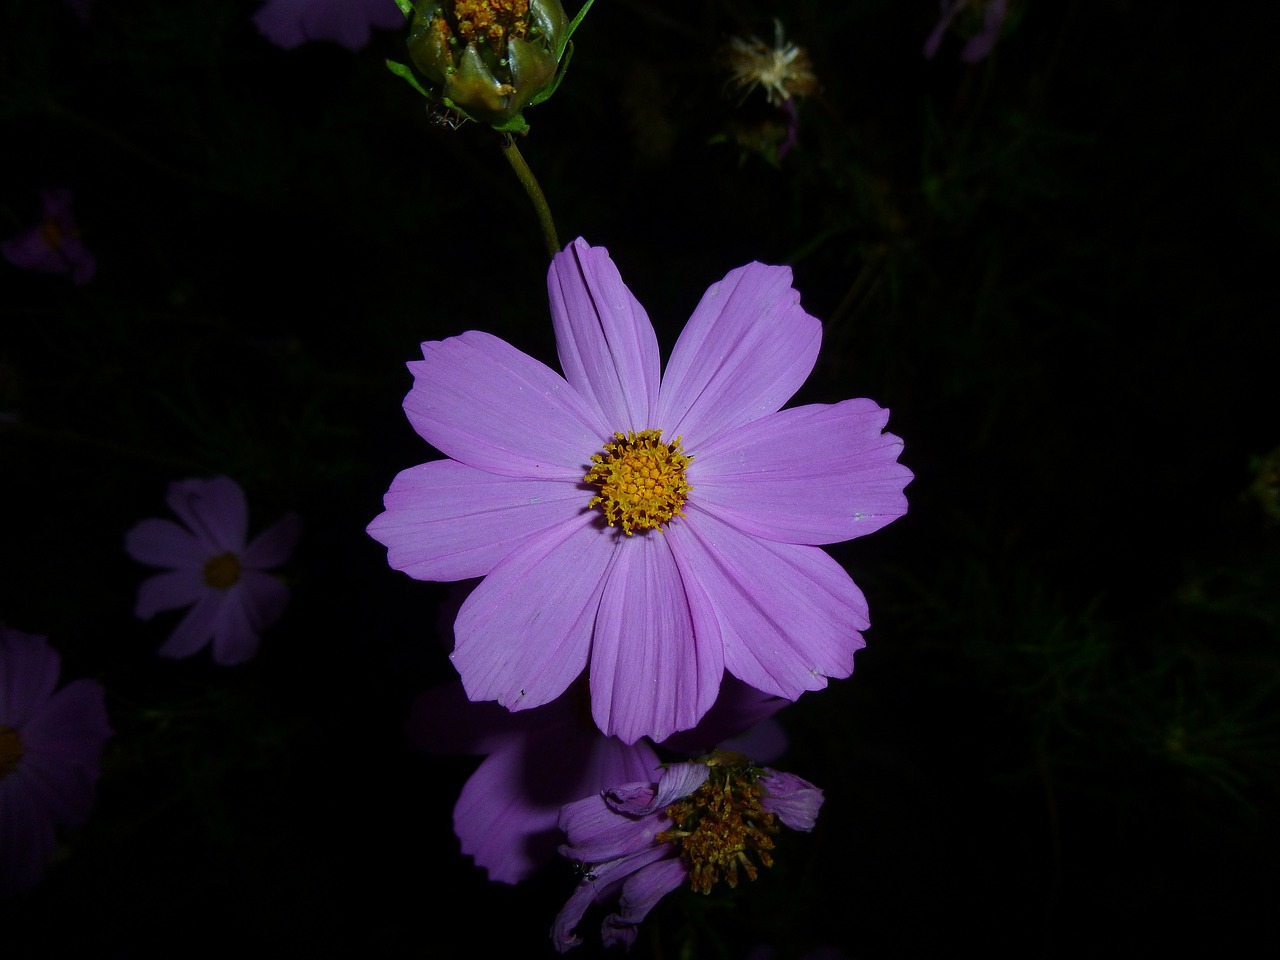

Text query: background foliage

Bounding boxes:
[2,1,1278,956]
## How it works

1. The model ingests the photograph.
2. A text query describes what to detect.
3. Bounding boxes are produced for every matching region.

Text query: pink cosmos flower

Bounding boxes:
[0,625,112,898]
[923,0,1009,64]
[125,476,301,666]
[552,754,824,952]
[367,237,912,745]
[253,0,405,52]
[409,673,788,884]
[1,188,95,285]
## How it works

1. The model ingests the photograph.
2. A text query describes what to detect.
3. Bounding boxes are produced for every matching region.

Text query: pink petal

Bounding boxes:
[241,511,301,569]
[549,238,661,432]
[18,679,111,791]
[405,331,612,479]
[156,591,224,659]
[0,630,59,727]
[691,398,912,545]
[0,774,57,898]
[124,518,206,569]
[668,510,869,700]
[450,512,612,713]
[656,262,821,444]
[165,476,249,554]
[134,569,206,620]
[210,585,264,666]
[589,532,723,744]
[366,459,584,582]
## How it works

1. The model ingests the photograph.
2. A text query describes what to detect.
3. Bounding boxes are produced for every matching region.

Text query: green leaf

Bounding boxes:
[385,59,431,99]
[558,0,595,59]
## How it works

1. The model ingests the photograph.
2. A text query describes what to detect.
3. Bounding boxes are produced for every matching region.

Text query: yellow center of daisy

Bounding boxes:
[40,218,64,250]
[584,429,692,535]
[0,725,23,781]
[203,552,242,589]
[657,751,779,894]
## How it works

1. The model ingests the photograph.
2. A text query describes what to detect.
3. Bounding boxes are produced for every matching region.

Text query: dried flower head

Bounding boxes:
[720,19,820,106]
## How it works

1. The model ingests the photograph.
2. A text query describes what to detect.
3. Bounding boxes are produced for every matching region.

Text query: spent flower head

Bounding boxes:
[392,0,593,132]
[720,19,820,107]
[367,237,912,746]
[552,752,823,952]
[125,476,301,666]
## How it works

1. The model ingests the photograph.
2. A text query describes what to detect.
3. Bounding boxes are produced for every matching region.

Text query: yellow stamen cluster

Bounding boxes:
[585,429,692,535]
[657,752,778,895]
[202,552,243,590]
[450,0,531,50]
[0,725,23,781]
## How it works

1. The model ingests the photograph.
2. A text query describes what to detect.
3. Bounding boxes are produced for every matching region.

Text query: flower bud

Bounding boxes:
[407,0,572,130]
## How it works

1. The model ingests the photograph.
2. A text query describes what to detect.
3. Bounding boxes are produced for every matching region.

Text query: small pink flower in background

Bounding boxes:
[253,0,405,52]
[552,753,823,952]
[0,625,112,899]
[125,476,301,666]
[2,188,96,285]
[924,0,1009,64]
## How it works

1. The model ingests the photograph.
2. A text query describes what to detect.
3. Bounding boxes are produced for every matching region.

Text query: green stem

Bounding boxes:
[501,134,560,258]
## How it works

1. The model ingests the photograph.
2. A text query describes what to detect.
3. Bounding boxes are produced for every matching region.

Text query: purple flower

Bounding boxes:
[0,625,112,898]
[1,188,95,285]
[552,753,824,952]
[367,237,912,745]
[923,0,1009,64]
[125,476,301,666]
[253,0,406,52]
[409,673,789,884]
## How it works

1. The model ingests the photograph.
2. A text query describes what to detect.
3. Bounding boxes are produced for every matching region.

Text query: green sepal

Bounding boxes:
[385,59,431,99]
[393,0,413,17]
[557,0,595,60]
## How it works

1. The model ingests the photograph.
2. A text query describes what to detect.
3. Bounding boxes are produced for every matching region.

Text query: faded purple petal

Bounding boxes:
[659,675,788,755]
[603,856,689,949]
[656,262,821,443]
[0,629,60,727]
[961,0,1008,63]
[405,331,610,480]
[367,459,583,582]
[923,0,967,58]
[209,578,284,666]
[123,518,206,570]
[451,512,610,712]
[589,533,722,744]
[17,679,111,808]
[165,476,248,554]
[1,189,95,285]
[553,845,673,952]
[669,511,868,700]
[156,591,224,659]
[760,769,824,831]
[608,761,710,817]
[692,398,912,545]
[241,511,301,569]
[0,775,56,898]
[549,238,660,431]
[134,568,206,620]
[253,0,403,51]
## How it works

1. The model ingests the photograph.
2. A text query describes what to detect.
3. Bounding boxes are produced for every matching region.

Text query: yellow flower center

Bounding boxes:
[0,725,23,781]
[448,0,531,50]
[657,752,779,894]
[584,429,692,535]
[203,552,242,589]
[40,217,64,250]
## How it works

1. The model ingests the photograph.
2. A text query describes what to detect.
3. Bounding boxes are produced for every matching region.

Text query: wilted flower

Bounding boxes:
[923,0,1009,64]
[253,0,405,52]
[367,237,912,745]
[1,188,95,285]
[125,476,301,666]
[409,672,787,883]
[0,625,112,898]
[720,19,820,107]
[403,0,587,131]
[552,752,823,952]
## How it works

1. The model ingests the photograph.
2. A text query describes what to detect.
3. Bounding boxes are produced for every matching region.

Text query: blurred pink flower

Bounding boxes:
[923,0,1009,64]
[0,625,112,898]
[253,0,405,52]
[2,188,95,285]
[125,476,301,666]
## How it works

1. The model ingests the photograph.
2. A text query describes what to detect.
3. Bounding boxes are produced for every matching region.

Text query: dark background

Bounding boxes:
[2,1,1278,957]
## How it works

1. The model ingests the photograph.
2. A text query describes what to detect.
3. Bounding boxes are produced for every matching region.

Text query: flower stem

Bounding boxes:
[501,134,560,258]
